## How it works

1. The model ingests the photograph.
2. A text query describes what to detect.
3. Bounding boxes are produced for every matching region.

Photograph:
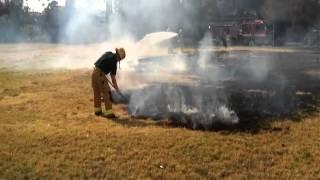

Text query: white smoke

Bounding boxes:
[128,33,240,129]
[2,0,280,129]
[233,52,273,82]
[0,0,186,71]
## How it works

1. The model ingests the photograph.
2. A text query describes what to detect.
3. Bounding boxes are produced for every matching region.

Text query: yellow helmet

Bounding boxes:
[116,48,126,60]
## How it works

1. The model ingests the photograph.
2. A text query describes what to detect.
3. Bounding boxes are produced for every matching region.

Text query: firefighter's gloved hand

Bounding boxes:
[117,90,125,98]
[114,87,121,95]
[108,91,113,103]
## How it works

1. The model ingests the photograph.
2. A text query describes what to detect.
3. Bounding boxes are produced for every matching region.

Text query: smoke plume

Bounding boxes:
[127,33,241,129]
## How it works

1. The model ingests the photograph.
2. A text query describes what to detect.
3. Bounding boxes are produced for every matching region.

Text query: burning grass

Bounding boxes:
[1,68,320,179]
[1,45,320,178]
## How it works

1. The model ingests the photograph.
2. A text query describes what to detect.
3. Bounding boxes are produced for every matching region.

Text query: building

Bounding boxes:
[0,0,23,16]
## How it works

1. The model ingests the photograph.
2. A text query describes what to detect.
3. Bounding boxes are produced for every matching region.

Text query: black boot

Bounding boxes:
[95,111,103,116]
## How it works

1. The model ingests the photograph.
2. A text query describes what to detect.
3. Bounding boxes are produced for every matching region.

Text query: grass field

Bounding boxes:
[1,44,320,179]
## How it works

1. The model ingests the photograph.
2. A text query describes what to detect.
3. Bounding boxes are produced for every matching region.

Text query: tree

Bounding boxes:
[43,0,61,42]
[262,0,320,27]
[0,0,11,16]
[262,0,320,42]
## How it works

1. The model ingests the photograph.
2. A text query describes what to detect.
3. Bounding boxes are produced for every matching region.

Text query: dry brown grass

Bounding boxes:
[0,69,320,179]
[1,44,320,179]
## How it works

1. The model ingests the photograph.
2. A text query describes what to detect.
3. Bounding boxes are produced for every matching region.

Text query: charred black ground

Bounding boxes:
[112,49,320,130]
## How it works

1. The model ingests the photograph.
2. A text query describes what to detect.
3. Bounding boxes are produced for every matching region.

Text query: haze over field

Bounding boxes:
[1,0,320,179]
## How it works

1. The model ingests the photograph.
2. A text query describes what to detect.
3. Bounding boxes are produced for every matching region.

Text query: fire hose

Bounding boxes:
[105,76,127,102]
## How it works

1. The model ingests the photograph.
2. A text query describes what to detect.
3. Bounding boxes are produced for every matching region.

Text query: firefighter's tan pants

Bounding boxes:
[92,68,112,112]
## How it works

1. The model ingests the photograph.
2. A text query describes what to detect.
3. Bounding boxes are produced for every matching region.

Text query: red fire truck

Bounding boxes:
[209,19,274,46]
[239,19,274,46]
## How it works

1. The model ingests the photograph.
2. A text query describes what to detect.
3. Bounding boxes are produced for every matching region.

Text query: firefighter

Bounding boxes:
[220,29,228,48]
[92,48,126,118]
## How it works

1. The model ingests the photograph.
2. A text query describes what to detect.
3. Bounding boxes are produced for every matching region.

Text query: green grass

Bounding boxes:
[1,70,320,179]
